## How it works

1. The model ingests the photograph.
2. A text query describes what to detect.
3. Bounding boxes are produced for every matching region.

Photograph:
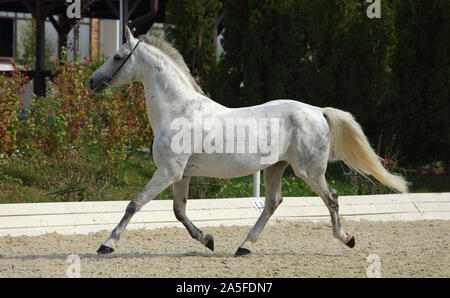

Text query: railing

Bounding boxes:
[0,193,449,237]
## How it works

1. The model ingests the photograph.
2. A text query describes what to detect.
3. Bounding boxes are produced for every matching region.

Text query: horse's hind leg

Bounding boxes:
[300,173,355,248]
[173,176,214,251]
[235,161,288,256]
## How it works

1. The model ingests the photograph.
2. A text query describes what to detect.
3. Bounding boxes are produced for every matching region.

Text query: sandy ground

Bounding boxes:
[0,220,448,278]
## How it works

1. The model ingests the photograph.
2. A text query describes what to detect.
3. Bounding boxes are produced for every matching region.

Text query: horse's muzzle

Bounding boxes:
[89,77,109,94]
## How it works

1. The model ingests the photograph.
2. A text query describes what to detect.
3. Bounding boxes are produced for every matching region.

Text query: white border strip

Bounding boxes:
[0,193,449,237]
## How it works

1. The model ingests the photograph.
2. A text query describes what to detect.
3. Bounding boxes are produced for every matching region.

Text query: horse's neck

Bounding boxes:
[139,57,198,134]
[138,46,226,134]
[142,81,188,133]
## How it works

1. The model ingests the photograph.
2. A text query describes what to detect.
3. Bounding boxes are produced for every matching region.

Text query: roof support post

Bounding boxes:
[34,0,46,96]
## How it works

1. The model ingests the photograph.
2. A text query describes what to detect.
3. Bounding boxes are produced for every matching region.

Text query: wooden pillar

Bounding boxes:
[34,0,46,96]
[90,18,100,59]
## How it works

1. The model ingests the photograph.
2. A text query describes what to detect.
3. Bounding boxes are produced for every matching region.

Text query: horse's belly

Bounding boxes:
[183,154,272,178]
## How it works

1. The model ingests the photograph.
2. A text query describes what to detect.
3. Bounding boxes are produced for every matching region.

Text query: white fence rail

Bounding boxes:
[0,193,449,237]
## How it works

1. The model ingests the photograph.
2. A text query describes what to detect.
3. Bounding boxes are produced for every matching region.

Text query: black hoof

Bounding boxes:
[235,247,251,257]
[204,234,214,251]
[345,236,355,248]
[97,245,114,254]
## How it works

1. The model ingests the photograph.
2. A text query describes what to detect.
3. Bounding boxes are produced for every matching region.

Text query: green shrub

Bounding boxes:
[0,61,30,154]
[0,51,154,194]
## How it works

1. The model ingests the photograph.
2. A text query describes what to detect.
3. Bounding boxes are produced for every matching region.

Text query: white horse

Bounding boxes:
[89,26,408,256]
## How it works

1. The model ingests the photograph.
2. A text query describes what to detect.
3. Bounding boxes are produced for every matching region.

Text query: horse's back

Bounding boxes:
[227,99,323,116]
[240,99,328,135]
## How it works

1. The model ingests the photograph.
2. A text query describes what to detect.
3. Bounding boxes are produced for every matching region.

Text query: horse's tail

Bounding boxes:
[323,107,408,193]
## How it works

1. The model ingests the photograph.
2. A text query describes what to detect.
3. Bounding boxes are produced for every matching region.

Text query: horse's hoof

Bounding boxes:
[97,245,114,254]
[345,236,355,248]
[204,234,214,251]
[235,247,251,257]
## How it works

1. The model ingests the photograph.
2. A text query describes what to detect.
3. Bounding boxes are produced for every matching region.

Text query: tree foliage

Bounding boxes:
[386,0,449,172]
[165,0,223,91]
[207,0,448,173]
[212,0,394,135]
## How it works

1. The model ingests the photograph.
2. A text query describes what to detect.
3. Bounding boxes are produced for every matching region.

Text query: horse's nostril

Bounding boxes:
[89,78,94,87]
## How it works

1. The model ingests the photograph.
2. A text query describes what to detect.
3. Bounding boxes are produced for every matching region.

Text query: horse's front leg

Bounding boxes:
[97,164,185,254]
[173,176,214,251]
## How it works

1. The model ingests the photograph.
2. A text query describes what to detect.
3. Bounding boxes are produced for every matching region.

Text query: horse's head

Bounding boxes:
[89,26,140,93]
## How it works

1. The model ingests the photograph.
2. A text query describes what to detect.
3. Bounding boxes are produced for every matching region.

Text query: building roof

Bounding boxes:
[0,0,167,22]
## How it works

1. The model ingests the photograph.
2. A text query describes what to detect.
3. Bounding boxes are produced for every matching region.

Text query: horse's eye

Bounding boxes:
[113,54,122,61]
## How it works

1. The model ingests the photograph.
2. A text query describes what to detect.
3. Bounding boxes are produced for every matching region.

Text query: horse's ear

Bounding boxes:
[124,25,133,44]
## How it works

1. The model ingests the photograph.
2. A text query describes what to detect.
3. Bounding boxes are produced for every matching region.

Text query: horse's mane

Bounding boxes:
[138,34,204,95]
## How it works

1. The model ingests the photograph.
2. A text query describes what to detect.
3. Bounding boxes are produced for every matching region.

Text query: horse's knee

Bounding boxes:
[126,200,139,214]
